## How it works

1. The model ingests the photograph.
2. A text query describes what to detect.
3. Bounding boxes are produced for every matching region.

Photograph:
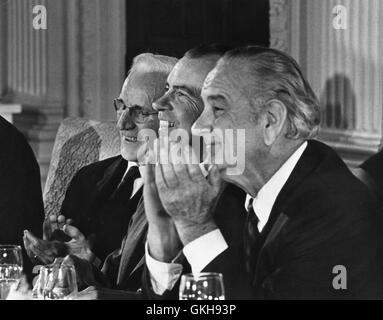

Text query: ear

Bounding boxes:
[263,99,288,146]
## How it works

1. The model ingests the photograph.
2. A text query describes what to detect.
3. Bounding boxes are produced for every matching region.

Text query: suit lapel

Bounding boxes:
[91,156,128,210]
[252,141,323,285]
[116,195,147,286]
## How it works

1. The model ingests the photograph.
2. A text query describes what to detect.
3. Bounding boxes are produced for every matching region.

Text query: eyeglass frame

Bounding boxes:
[113,98,159,123]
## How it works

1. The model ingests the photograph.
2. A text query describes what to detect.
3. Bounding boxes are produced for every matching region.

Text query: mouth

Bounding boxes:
[124,136,138,142]
[159,120,175,129]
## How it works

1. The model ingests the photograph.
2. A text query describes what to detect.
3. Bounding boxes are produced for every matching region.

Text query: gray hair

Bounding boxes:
[222,46,320,140]
[128,53,177,78]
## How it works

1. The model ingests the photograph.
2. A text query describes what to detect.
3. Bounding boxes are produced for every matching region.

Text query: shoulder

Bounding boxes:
[0,116,38,171]
[286,140,382,230]
[71,155,126,184]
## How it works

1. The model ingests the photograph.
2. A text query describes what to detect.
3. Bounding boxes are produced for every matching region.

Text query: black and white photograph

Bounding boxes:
[0,0,383,304]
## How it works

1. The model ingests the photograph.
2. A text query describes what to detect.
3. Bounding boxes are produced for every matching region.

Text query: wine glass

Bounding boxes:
[179,272,225,300]
[33,263,78,300]
[0,245,23,300]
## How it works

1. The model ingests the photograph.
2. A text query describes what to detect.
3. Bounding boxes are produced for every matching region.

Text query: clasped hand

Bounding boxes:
[23,215,95,265]
[142,138,222,247]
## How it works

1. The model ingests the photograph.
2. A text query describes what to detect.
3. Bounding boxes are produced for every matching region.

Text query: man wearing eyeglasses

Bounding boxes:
[24,53,177,266]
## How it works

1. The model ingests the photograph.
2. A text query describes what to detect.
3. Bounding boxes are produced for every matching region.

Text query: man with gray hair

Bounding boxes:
[23,53,177,273]
[148,46,383,299]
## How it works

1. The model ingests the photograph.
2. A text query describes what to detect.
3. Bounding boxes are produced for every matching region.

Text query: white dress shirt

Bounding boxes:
[145,142,308,294]
[124,161,144,199]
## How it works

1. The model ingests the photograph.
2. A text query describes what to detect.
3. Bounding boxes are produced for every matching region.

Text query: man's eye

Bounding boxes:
[165,84,170,92]
[176,91,187,98]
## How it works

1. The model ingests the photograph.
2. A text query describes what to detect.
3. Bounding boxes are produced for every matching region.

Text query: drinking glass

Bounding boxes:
[0,245,23,300]
[33,264,77,300]
[179,272,225,300]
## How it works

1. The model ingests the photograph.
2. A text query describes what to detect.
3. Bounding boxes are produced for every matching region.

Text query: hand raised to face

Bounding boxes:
[154,140,222,245]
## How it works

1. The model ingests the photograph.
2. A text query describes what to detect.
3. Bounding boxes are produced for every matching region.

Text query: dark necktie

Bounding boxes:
[243,198,261,274]
[111,165,141,200]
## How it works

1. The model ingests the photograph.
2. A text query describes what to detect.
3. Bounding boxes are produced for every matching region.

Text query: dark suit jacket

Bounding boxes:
[61,156,142,261]
[144,140,383,299]
[101,182,247,296]
[0,116,44,277]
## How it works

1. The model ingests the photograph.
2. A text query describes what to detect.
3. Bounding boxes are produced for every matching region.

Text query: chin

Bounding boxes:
[120,143,139,161]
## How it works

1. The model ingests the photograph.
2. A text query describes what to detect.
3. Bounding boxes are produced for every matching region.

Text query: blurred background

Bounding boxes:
[0,0,382,188]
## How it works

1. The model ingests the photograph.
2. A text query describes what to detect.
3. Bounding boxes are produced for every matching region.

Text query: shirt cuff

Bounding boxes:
[183,229,228,274]
[145,243,183,295]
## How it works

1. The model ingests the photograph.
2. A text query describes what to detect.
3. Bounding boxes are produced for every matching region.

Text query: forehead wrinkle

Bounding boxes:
[203,70,233,105]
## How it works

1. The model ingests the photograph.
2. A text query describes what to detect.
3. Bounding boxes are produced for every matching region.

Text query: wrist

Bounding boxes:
[174,219,218,246]
[147,225,182,263]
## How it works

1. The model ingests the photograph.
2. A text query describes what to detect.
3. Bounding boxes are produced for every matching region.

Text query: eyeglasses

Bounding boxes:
[113,98,158,123]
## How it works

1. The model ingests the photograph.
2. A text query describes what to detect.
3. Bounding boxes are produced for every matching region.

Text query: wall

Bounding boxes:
[270,0,383,166]
[0,0,126,185]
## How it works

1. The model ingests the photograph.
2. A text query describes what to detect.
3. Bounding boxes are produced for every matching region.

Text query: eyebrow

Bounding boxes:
[172,85,201,98]
[207,94,227,103]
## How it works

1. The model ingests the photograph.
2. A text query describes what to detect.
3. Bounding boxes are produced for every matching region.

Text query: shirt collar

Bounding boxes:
[245,141,308,232]
[127,161,138,171]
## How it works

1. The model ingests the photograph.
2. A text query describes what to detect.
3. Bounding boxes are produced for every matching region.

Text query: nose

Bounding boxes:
[152,93,173,112]
[117,109,136,131]
[191,107,214,136]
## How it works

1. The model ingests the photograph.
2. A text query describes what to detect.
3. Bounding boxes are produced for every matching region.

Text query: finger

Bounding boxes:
[183,142,200,165]
[142,160,155,185]
[23,230,40,246]
[207,165,222,194]
[63,224,85,241]
[158,133,169,165]
[160,163,178,188]
[155,162,168,189]
[23,231,58,264]
[169,142,193,180]
[66,219,74,225]
[181,147,205,182]
[161,143,178,188]
[49,215,59,232]
[23,233,32,250]
[57,215,66,230]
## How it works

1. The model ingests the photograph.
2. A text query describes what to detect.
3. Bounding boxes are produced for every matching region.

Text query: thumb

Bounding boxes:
[207,165,222,194]
[23,230,39,245]
[63,224,84,241]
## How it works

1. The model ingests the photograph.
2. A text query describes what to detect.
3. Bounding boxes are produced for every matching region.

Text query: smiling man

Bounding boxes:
[151,46,383,299]
[24,53,177,264]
